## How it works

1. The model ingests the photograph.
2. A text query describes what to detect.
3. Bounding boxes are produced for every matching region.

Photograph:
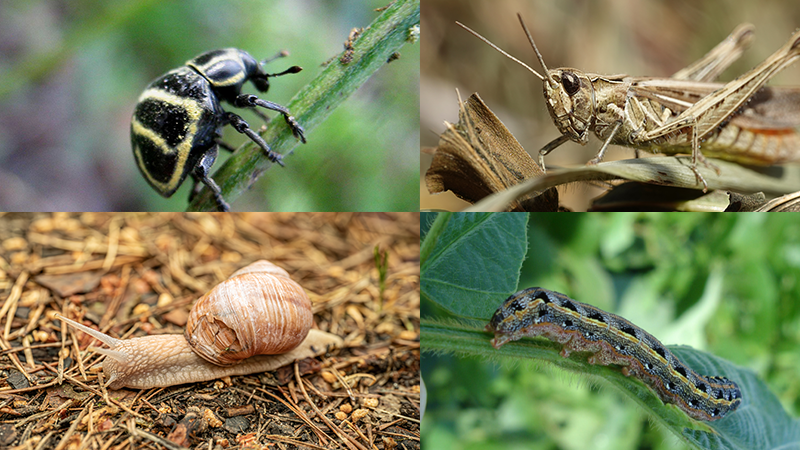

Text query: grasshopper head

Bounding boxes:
[456,16,596,146]
[542,68,595,145]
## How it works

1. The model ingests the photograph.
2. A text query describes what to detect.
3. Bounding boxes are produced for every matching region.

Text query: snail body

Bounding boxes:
[56,260,343,390]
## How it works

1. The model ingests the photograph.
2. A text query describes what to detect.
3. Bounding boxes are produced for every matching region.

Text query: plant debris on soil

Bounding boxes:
[0,213,420,450]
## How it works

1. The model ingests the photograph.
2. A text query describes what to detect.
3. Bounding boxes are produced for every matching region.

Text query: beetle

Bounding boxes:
[131,48,306,211]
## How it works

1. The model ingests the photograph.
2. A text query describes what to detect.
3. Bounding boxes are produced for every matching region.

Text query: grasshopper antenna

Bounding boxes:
[516,14,557,85]
[455,21,546,81]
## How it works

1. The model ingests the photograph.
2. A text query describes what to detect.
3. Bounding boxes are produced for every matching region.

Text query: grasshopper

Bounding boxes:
[457,16,800,190]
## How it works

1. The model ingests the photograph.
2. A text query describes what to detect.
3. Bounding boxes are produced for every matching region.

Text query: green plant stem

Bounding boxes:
[374,246,389,309]
[188,0,420,211]
[422,318,563,361]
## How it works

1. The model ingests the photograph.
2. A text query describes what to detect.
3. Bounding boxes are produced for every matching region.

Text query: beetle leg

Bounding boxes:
[191,146,230,212]
[222,112,285,166]
[233,94,306,143]
[214,127,237,153]
[250,108,272,125]
[217,141,237,153]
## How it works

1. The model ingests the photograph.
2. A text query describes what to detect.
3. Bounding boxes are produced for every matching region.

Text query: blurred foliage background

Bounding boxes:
[422,213,800,450]
[0,0,419,211]
[421,0,800,211]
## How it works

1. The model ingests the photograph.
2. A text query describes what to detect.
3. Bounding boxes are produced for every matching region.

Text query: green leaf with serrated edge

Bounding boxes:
[422,318,798,450]
[421,212,528,319]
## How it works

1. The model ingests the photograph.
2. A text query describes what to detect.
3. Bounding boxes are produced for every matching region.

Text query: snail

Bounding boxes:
[55,260,343,390]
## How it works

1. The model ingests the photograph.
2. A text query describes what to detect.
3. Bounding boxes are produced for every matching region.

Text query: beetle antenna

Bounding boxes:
[455,21,545,81]
[265,66,303,78]
[260,50,290,66]
[516,14,557,84]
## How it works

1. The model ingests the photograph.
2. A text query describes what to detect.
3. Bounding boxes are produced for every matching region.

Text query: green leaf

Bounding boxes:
[422,318,800,450]
[421,212,528,319]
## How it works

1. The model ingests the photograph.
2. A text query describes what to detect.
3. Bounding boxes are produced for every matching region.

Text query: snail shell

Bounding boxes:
[185,260,313,366]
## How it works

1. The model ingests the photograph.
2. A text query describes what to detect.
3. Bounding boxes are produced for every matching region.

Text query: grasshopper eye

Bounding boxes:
[561,72,581,95]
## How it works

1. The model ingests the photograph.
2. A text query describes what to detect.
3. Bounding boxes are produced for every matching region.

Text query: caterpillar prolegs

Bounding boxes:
[486,287,741,421]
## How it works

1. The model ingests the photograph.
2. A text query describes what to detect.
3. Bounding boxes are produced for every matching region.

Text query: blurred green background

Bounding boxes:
[0,0,419,211]
[421,0,800,211]
[422,213,800,450]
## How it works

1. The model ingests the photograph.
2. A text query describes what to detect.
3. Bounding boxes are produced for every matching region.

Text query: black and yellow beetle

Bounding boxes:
[131,48,306,211]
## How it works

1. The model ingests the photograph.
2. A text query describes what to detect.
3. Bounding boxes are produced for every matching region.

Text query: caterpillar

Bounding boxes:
[486,287,741,421]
